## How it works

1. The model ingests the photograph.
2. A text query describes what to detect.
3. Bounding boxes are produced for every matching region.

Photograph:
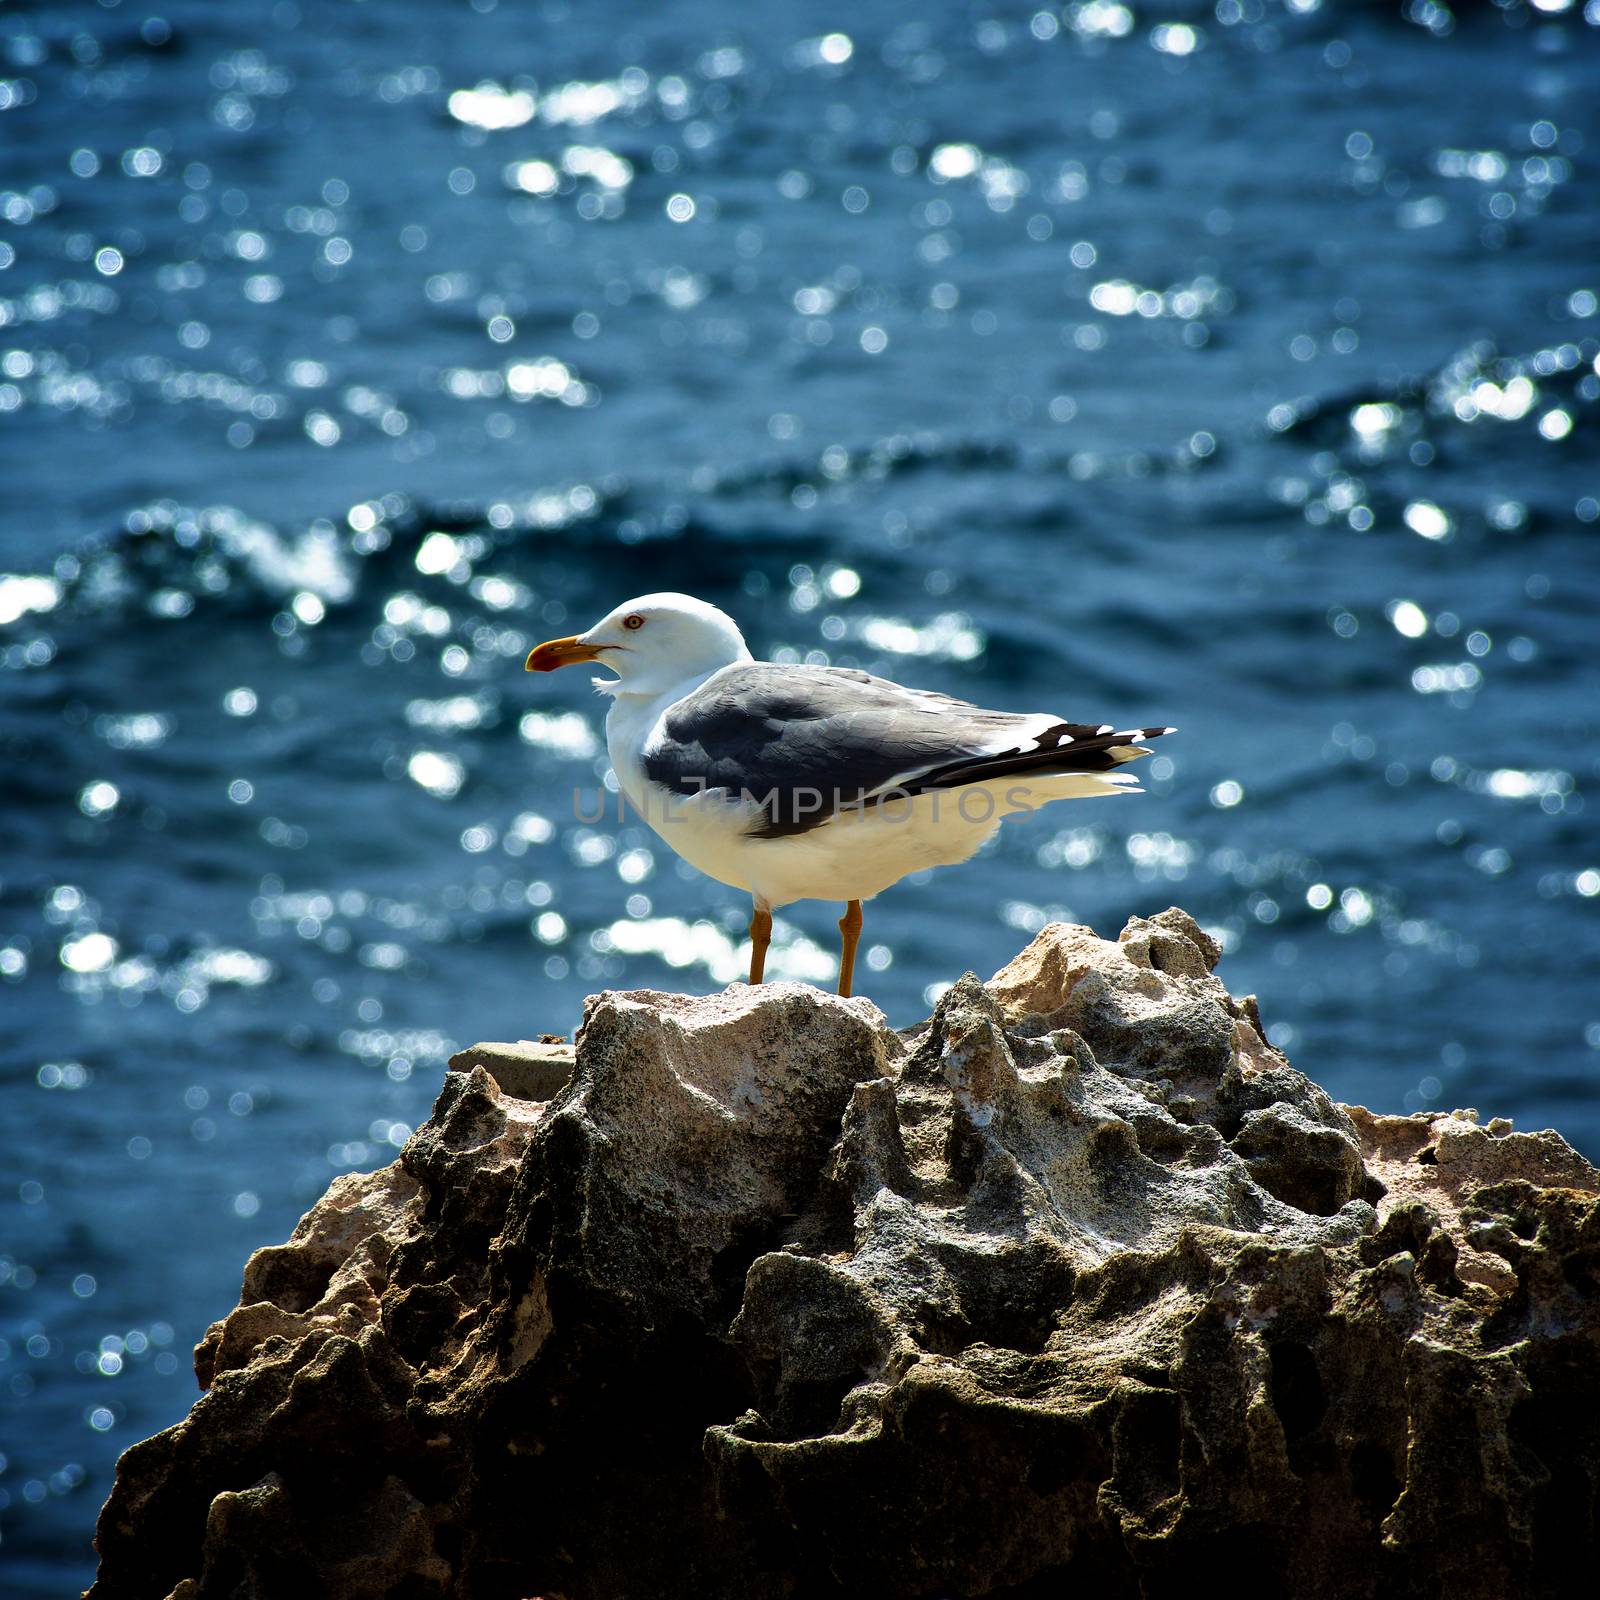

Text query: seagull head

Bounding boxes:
[525,592,752,696]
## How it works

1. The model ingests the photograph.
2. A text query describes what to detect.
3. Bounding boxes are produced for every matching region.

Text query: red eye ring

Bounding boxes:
[623,613,645,630]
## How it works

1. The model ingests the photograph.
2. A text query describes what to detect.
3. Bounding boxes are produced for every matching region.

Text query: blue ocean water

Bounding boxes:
[1,0,1597,1589]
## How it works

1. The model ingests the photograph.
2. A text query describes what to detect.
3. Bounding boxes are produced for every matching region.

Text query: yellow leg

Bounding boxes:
[748,902,772,985]
[837,900,863,998]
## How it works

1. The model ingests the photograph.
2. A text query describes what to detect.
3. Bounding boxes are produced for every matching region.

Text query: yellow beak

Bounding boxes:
[525,635,606,672]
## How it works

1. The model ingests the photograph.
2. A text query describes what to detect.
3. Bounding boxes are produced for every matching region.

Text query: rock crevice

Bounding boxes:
[91,910,1600,1600]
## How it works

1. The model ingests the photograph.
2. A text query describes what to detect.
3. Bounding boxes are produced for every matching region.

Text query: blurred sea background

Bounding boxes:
[1,0,1597,1589]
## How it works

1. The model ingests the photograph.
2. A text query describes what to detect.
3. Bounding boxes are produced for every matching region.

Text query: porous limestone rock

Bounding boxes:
[89,912,1600,1600]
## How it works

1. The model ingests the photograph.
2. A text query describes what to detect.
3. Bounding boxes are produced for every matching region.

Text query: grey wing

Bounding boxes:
[640,663,1173,838]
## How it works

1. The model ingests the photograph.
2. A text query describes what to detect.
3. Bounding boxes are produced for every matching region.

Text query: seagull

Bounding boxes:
[527,593,1172,998]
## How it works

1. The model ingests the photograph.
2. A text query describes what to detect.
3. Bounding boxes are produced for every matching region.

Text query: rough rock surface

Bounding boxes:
[90,910,1600,1599]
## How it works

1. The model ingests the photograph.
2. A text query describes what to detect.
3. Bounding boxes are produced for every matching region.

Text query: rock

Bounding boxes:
[89,913,1600,1600]
[1345,1103,1598,1298]
[445,1038,574,1101]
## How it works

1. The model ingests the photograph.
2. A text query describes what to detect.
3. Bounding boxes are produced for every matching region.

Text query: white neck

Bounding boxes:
[594,642,750,703]
[603,660,735,810]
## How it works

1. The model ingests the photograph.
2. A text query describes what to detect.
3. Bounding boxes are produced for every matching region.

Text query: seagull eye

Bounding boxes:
[623,614,645,631]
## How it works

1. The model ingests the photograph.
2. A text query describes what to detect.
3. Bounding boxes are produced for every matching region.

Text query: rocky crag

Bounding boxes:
[90,910,1599,1599]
